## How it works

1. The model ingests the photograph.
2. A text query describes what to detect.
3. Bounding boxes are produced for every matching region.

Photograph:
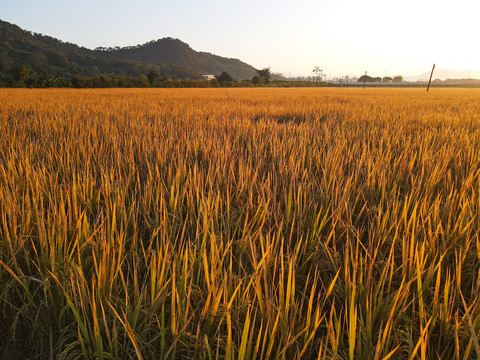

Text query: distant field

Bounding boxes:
[1,88,480,359]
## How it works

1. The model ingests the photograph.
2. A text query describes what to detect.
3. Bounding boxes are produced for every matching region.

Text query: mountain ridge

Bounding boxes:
[93,37,257,79]
[405,68,480,82]
[0,19,257,79]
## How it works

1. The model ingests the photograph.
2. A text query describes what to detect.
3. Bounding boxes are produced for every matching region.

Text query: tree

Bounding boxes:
[217,72,233,86]
[251,76,261,85]
[357,75,381,83]
[93,75,113,88]
[10,65,30,84]
[256,68,271,84]
[138,76,150,87]
[392,75,403,82]
[382,76,392,83]
[312,66,324,83]
[147,69,159,86]
[71,75,87,88]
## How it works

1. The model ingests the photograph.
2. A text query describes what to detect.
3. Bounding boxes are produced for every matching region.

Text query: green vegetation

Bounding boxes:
[358,75,403,83]
[0,19,256,81]
[94,38,257,79]
[0,68,329,88]
[256,68,272,84]
[217,71,234,86]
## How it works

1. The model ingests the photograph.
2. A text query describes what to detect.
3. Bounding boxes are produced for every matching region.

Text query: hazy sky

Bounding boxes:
[2,0,479,77]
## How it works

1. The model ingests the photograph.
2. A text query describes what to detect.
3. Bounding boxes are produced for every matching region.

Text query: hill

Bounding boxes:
[0,19,257,79]
[405,68,480,82]
[94,39,257,79]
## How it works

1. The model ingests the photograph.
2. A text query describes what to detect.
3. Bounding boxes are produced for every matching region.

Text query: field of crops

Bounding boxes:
[1,88,480,359]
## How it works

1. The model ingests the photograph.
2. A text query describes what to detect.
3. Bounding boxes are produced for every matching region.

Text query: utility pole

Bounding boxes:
[427,63,435,92]
[363,71,367,89]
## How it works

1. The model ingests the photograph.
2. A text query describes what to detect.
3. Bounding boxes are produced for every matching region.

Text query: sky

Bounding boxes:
[2,0,479,78]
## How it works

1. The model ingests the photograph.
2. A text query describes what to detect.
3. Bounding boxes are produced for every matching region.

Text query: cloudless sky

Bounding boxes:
[2,0,479,77]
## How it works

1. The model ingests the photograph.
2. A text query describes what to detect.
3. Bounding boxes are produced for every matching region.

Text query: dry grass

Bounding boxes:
[1,87,480,359]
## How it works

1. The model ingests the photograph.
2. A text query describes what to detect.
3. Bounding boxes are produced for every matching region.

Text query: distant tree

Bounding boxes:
[382,76,392,83]
[256,68,271,84]
[217,71,234,86]
[113,76,132,87]
[392,75,403,82]
[9,65,30,85]
[92,74,113,88]
[210,79,220,87]
[312,66,324,83]
[25,70,40,87]
[147,69,159,86]
[358,75,371,83]
[71,75,87,88]
[138,76,150,87]
[252,75,261,85]
[357,75,381,83]
[35,71,55,88]
[270,72,288,81]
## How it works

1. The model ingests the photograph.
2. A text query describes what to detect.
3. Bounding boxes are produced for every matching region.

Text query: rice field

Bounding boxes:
[1,87,480,359]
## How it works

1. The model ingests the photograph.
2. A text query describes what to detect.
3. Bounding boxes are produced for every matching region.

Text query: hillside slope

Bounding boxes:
[0,20,256,79]
[94,38,257,79]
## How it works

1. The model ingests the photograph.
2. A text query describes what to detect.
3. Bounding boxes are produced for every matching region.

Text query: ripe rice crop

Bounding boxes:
[1,87,480,359]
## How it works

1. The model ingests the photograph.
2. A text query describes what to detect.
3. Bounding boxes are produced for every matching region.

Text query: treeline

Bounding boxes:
[0,70,212,88]
[358,75,403,83]
[0,66,328,88]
